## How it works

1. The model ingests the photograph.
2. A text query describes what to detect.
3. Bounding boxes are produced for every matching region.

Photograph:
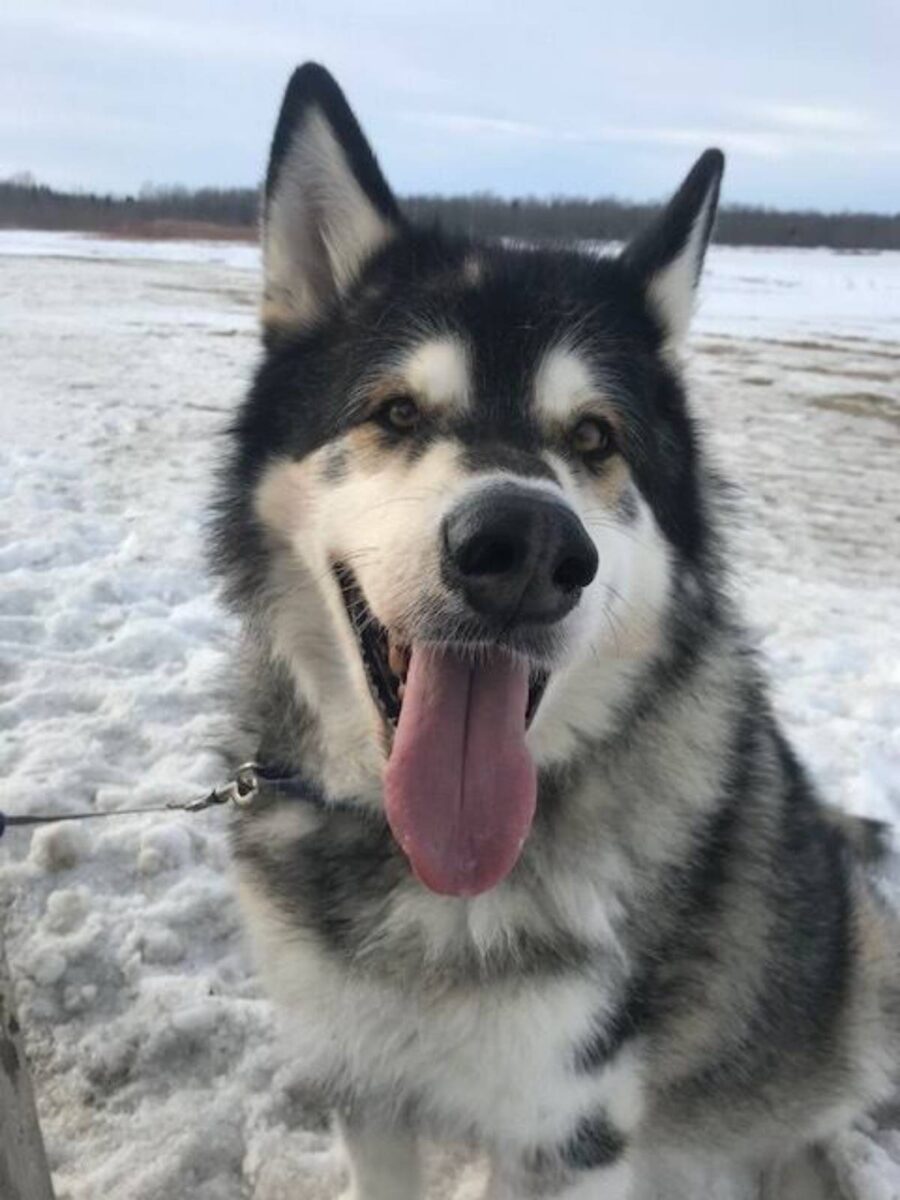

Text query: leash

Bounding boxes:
[0,762,311,840]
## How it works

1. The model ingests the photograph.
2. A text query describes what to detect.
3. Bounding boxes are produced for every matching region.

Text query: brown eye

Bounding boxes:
[571,416,615,463]
[377,395,421,434]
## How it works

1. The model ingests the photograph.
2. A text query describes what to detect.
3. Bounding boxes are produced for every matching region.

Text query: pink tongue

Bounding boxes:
[384,646,537,897]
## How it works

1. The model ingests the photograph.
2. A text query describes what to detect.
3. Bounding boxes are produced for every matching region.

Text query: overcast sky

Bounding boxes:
[2,0,898,212]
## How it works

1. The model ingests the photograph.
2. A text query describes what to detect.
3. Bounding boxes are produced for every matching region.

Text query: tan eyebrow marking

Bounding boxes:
[534,344,598,423]
[396,335,472,415]
[533,344,625,439]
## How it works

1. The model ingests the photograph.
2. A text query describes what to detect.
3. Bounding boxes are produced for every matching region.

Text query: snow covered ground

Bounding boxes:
[0,230,898,1198]
[5,227,900,341]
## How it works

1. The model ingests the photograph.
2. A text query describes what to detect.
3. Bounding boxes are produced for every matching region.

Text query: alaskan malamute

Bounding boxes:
[214,63,899,1199]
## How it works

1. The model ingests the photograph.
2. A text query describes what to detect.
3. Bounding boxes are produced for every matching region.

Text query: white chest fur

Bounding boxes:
[237,870,644,1152]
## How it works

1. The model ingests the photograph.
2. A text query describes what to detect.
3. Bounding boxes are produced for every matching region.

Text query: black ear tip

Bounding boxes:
[282,62,343,109]
[697,147,726,181]
[267,63,351,200]
[265,59,401,227]
[670,148,724,216]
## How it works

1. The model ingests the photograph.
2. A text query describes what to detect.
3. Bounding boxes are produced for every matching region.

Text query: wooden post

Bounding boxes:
[0,932,55,1200]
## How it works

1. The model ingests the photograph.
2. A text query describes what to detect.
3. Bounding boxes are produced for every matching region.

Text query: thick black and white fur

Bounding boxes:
[213,64,900,1199]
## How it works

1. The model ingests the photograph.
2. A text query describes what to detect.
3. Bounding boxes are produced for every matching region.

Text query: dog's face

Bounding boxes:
[223,65,723,896]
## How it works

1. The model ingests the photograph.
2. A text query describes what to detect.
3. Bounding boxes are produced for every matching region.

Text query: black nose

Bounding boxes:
[442,486,598,625]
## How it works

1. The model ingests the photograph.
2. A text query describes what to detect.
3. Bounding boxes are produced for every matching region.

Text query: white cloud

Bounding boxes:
[404,112,787,159]
[406,105,900,167]
[403,112,552,140]
[748,102,874,135]
[583,126,786,159]
[1,0,299,61]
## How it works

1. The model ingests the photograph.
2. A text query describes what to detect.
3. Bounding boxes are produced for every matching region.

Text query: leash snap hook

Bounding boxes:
[232,762,261,808]
[171,762,260,814]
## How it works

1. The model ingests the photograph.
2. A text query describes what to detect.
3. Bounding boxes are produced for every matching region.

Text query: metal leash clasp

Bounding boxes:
[232,762,261,807]
[174,762,261,814]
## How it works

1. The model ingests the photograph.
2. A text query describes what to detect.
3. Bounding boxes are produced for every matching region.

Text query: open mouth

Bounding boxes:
[333,564,549,731]
[333,562,549,899]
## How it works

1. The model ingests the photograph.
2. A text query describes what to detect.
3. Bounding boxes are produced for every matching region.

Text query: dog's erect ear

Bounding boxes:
[621,149,724,346]
[261,63,401,331]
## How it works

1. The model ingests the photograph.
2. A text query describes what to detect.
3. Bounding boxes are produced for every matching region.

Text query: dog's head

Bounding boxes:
[221,64,724,897]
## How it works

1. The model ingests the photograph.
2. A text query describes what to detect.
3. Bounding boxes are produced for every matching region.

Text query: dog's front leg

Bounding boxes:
[336,1107,422,1200]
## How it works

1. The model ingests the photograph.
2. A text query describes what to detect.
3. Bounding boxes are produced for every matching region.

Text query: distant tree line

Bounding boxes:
[0,176,258,239]
[1,175,898,250]
[404,193,900,251]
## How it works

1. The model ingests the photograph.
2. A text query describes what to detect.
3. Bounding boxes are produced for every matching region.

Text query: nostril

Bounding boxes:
[458,532,526,578]
[552,554,595,592]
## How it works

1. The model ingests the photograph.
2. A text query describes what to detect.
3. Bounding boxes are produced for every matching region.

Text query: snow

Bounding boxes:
[0,227,259,269]
[4,227,900,340]
[699,245,900,341]
[1,229,898,1198]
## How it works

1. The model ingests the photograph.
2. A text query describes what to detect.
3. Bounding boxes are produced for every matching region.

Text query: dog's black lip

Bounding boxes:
[333,563,400,727]
[526,670,549,725]
[332,564,549,731]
